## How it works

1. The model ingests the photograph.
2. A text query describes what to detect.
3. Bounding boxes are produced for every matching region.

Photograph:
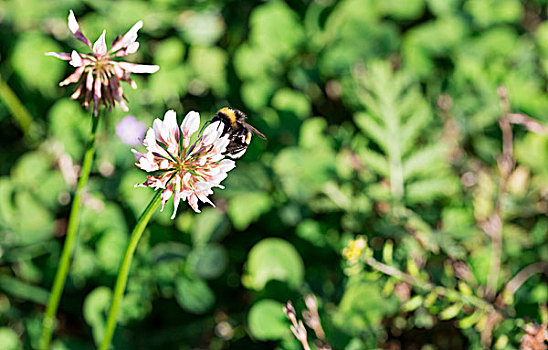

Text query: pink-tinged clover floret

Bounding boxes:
[133,110,236,218]
[46,10,159,115]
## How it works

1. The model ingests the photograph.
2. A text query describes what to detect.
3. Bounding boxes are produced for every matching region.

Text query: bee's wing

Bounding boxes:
[243,122,267,139]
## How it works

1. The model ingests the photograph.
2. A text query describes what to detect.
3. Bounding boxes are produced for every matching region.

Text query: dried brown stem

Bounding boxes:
[284,301,311,350]
[506,113,548,134]
[503,262,548,297]
[366,257,495,311]
[485,87,515,301]
[303,295,327,341]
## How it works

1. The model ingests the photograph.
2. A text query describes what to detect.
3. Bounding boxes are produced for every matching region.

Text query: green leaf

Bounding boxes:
[299,118,333,151]
[334,278,398,333]
[296,219,326,247]
[178,11,225,46]
[439,303,462,320]
[406,178,459,203]
[402,144,447,180]
[228,192,272,230]
[271,89,311,119]
[382,0,424,20]
[249,2,304,59]
[12,32,64,94]
[187,244,228,280]
[48,99,89,159]
[273,147,335,202]
[175,276,215,314]
[0,328,22,350]
[248,299,288,341]
[191,208,228,246]
[358,148,389,178]
[241,79,277,110]
[15,191,54,245]
[83,287,112,345]
[189,46,228,96]
[97,229,128,274]
[242,238,304,290]
[354,112,388,154]
[401,295,423,312]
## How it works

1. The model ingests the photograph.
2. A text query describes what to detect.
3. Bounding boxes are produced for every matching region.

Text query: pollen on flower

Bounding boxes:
[133,110,236,218]
[45,10,159,116]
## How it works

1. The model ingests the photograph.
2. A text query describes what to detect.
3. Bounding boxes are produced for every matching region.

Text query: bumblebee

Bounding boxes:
[210,107,266,158]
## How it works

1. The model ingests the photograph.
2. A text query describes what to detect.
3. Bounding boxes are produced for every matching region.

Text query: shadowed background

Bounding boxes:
[0,0,547,349]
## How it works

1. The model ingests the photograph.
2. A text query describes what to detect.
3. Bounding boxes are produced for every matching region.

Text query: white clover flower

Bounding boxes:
[46,10,159,115]
[133,110,236,218]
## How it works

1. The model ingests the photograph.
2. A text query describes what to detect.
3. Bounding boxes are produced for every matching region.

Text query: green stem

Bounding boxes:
[39,112,100,350]
[100,191,162,350]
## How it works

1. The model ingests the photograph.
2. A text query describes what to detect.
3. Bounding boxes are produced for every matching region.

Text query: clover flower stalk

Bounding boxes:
[40,11,157,350]
[46,10,159,115]
[100,110,235,350]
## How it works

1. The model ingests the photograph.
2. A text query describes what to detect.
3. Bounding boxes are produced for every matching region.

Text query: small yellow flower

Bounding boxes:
[342,236,369,263]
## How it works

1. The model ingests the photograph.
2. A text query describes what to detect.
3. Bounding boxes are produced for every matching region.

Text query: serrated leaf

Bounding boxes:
[358,148,389,178]
[406,177,459,203]
[403,144,447,180]
[354,112,388,153]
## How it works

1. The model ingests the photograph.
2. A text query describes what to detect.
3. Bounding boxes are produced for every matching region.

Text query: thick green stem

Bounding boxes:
[100,191,162,350]
[39,112,100,350]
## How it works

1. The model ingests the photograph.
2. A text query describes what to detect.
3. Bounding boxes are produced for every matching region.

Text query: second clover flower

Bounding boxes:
[46,10,159,115]
[133,110,236,218]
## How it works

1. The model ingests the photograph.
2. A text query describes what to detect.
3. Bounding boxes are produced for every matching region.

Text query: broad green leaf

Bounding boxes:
[248,299,288,341]
[0,328,22,350]
[271,89,311,119]
[242,238,304,290]
[241,80,277,110]
[228,192,272,230]
[175,276,215,314]
[187,244,228,280]
[299,118,332,151]
[191,207,228,246]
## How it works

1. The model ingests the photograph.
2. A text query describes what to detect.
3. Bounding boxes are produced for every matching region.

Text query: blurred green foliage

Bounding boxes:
[0,0,547,349]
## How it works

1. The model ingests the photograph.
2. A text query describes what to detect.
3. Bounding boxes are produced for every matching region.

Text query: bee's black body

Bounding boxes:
[211,107,266,158]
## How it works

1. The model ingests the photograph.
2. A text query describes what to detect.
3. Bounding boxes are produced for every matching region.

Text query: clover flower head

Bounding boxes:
[46,10,159,115]
[133,110,235,218]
